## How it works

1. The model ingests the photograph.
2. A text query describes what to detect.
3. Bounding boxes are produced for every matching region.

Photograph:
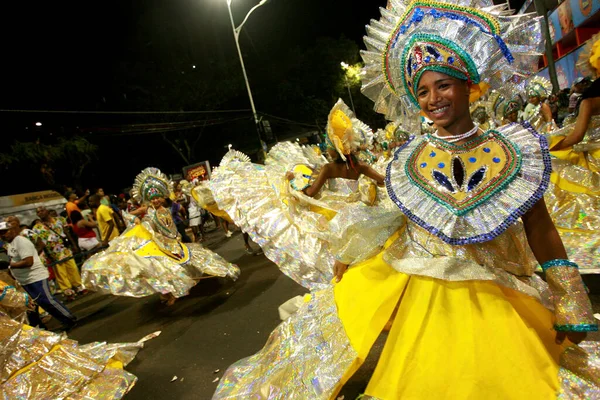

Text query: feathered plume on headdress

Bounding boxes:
[361,0,544,119]
[132,167,172,203]
[326,99,365,160]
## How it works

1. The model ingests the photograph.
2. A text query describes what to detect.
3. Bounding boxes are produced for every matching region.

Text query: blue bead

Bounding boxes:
[447,56,454,64]
[483,147,491,153]
[493,157,501,163]
[468,157,476,163]
[420,162,427,168]
[424,56,431,63]
[438,162,445,168]
[429,151,436,157]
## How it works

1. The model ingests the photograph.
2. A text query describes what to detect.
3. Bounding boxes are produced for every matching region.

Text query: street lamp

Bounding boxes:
[340,62,356,115]
[35,122,42,127]
[226,0,269,147]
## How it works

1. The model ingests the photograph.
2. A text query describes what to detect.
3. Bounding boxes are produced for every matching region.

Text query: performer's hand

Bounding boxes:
[334,260,348,283]
[555,330,587,345]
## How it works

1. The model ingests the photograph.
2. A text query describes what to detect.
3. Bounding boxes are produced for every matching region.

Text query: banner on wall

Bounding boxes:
[548,0,600,44]
[182,161,211,182]
[537,45,588,89]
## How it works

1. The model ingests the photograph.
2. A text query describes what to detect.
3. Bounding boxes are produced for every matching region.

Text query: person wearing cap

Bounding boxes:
[0,221,76,331]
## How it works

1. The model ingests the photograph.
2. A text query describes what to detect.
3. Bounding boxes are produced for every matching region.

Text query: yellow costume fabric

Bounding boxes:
[334,256,565,399]
[545,117,600,269]
[82,217,239,298]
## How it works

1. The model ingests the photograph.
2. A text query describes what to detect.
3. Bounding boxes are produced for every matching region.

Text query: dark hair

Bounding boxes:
[70,210,84,224]
[163,197,173,207]
[89,194,101,205]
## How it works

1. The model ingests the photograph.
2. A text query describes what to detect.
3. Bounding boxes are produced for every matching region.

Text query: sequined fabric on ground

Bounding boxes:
[0,314,140,399]
[213,290,357,399]
[210,143,402,290]
[82,223,239,298]
[545,116,600,271]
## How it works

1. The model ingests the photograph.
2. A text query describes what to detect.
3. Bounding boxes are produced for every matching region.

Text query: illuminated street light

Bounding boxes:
[192,65,196,69]
[35,122,42,127]
[340,61,356,115]
[225,0,270,148]
[228,143,233,150]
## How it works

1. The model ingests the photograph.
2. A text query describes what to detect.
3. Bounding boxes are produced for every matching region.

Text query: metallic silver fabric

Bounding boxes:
[211,143,402,290]
[82,223,239,298]
[0,314,141,399]
[213,290,357,399]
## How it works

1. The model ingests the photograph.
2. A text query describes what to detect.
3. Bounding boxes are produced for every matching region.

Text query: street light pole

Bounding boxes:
[226,0,267,148]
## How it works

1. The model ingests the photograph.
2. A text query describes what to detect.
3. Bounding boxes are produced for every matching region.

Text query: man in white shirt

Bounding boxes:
[0,221,76,330]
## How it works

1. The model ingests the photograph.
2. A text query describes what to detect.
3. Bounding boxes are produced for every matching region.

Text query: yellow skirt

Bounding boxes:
[333,254,567,399]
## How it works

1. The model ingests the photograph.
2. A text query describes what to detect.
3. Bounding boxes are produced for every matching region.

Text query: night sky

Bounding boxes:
[0,0,523,196]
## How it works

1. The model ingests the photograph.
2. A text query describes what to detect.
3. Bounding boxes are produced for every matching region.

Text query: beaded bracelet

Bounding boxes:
[540,259,579,272]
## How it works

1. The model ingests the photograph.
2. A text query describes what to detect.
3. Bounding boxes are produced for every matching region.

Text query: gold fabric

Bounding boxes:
[0,315,141,399]
[545,116,600,270]
[546,266,597,328]
[82,223,239,298]
[210,143,403,289]
[214,290,357,399]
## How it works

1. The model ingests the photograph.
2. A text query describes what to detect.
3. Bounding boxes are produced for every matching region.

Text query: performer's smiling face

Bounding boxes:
[416,71,471,130]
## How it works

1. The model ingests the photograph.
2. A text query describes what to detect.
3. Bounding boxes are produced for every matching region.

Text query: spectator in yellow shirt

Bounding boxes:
[89,195,119,246]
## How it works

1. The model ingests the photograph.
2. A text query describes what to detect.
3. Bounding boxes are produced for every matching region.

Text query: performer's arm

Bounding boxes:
[521,198,597,343]
[359,163,385,186]
[554,99,592,150]
[304,164,332,197]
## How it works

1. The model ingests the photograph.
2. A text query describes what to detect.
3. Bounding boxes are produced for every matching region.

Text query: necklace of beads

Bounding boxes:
[432,124,480,143]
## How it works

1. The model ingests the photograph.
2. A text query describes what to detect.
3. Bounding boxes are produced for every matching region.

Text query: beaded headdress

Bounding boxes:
[576,33,600,77]
[361,0,544,119]
[487,87,523,124]
[219,149,251,166]
[525,76,552,98]
[326,99,365,160]
[469,100,488,123]
[132,167,172,203]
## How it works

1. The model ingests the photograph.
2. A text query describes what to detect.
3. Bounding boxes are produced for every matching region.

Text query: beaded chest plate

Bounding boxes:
[406,131,521,216]
[386,123,551,245]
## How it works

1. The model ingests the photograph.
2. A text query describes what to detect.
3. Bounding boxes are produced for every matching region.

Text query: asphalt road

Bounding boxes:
[62,225,600,400]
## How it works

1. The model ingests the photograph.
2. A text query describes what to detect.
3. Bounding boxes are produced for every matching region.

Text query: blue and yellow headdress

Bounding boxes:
[132,167,172,204]
[525,76,552,99]
[361,0,544,119]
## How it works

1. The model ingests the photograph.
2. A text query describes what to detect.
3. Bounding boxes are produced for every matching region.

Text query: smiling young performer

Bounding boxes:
[213,0,599,399]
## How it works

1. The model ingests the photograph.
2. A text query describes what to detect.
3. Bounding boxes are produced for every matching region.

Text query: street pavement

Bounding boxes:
[60,225,600,400]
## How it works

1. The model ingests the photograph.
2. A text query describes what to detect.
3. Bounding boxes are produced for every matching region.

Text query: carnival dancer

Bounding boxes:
[522,76,558,133]
[190,180,261,255]
[0,276,149,399]
[542,33,600,270]
[210,105,402,290]
[487,86,524,126]
[82,168,239,306]
[213,1,599,398]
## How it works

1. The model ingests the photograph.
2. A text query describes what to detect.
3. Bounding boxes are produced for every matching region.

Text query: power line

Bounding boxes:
[0,108,252,115]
